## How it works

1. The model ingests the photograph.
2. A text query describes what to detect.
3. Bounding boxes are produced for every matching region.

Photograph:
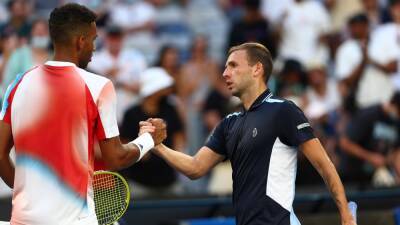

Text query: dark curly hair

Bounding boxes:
[49,3,97,45]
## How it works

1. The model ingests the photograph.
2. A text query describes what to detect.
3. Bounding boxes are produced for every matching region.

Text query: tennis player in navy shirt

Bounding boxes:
[146,43,356,225]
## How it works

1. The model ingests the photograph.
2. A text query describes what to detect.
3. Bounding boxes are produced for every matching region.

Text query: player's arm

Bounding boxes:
[153,144,224,179]
[98,136,141,171]
[301,138,356,225]
[99,120,165,171]
[0,121,14,188]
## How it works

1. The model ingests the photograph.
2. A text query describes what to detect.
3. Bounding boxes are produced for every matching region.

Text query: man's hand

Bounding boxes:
[139,121,155,136]
[139,118,167,145]
[148,118,167,145]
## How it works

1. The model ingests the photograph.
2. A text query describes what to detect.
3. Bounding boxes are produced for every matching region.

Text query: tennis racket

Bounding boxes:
[348,201,358,223]
[93,171,130,225]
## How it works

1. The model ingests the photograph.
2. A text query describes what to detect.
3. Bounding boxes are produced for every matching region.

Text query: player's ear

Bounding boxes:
[76,35,85,52]
[253,62,263,78]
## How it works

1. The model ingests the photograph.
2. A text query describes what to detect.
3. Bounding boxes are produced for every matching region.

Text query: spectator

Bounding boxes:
[154,44,186,124]
[180,36,219,154]
[340,92,400,187]
[355,0,400,108]
[275,59,307,106]
[108,0,158,63]
[0,29,19,101]
[260,0,293,27]
[1,18,51,91]
[88,25,147,123]
[120,67,185,198]
[0,0,33,44]
[186,0,229,63]
[278,0,331,66]
[361,0,391,29]
[303,62,341,167]
[202,74,233,133]
[228,0,277,58]
[154,45,181,81]
[152,0,191,55]
[326,0,362,33]
[335,13,370,114]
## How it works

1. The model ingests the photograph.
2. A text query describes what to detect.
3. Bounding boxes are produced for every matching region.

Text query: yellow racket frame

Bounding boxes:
[93,171,131,225]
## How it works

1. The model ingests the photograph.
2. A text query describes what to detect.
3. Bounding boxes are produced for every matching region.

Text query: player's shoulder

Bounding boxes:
[261,95,302,113]
[220,111,242,127]
[225,111,242,119]
[76,67,111,87]
[75,68,114,101]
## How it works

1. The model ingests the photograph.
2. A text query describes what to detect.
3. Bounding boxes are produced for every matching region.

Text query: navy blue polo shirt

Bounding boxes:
[205,89,315,225]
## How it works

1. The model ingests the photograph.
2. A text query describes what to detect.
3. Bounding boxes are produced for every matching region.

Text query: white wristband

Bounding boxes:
[130,132,155,161]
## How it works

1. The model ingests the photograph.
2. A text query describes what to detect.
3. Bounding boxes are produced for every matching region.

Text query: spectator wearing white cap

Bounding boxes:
[120,67,185,198]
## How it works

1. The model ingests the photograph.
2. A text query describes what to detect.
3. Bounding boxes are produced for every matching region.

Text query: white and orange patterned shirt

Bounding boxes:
[0,61,119,225]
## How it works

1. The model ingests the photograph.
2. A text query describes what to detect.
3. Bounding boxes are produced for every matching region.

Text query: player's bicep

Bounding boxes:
[194,146,225,175]
[96,81,119,140]
[300,138,331,172]
[0,121,13,158]
[279,101,315,147]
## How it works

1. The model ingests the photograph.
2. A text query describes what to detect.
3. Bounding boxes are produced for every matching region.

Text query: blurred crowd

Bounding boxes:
[0,0,400,198]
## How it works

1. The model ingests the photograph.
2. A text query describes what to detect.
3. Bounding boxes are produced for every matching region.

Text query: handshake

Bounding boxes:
[139,118,167,146]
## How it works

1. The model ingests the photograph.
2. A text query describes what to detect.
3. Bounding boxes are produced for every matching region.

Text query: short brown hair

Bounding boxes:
[228,42,273,82]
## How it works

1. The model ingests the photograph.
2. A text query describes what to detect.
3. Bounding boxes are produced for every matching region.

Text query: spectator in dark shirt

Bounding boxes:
[0,0,33,44]
[227,0,276,58]
[340,91,400,187]
[120,67,185,198]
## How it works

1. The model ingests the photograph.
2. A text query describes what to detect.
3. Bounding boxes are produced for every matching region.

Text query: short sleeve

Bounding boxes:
[0,84,13,124]
[279,101,315,147]
[96,81,119,140]
[205,118,228,156]
[0,73,24,124]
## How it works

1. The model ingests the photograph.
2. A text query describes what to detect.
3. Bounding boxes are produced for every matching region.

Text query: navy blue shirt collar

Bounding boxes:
[242,89,272,112]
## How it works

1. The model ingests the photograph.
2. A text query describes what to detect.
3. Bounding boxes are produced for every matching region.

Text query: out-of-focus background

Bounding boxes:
[0,0,400,224]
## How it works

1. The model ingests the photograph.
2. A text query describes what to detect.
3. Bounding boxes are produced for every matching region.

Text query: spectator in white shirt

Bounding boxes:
[335,13,370,113]
[354,0,400,108]
[278,0,331,66]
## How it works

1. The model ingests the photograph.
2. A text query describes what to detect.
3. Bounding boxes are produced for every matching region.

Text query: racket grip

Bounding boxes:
[348,201,357,222]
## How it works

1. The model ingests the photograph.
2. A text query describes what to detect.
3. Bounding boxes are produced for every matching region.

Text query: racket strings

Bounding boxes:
[93,173,128,225]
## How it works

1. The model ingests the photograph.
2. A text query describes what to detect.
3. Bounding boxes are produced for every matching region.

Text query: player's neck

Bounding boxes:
[241,83,267,110]
[52,47,79,66]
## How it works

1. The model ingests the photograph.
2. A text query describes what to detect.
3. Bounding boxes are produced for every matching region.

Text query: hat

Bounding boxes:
[348,13,369,25]
[105,25,123,36]
[140,67,174,98]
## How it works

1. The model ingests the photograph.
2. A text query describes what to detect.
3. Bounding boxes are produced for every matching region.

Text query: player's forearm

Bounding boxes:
[112,142,141,170]
[153,144,203,179]
[0,156,14,188]
[316,158,353,222]
[100,137,140,171]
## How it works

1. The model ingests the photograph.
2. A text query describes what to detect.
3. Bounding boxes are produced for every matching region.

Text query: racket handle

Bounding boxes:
[348,201,357,222]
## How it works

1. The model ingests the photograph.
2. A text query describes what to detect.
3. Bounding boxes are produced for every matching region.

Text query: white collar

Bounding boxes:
[45,61,76,67]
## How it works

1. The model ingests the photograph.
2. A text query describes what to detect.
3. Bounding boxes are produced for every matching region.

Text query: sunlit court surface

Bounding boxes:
[1,0,400,225]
